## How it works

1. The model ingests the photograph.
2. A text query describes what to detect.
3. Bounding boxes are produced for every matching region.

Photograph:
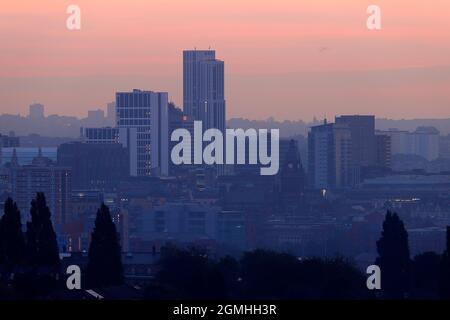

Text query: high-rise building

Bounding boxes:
[116,89,169,176]
[11,149,71,225]
[335,115,376,168]
[308,122,335,190]
[308,121,354,189]
[29,103,45,119]
[183,50,225,133]
[375,133,391,169]
[333,124,354,188]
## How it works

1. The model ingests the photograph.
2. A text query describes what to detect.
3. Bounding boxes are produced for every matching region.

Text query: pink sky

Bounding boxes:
[1,0,449,120]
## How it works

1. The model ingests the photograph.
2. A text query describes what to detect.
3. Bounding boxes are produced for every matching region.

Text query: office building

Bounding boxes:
[82,126,139,176]
[308,122,335,190]
[335,115,376,168]
[116,89,169,177]
[57,142,129,191]
[375,133,391,169]
[308,121,354,189]
[333,124,354,188]
[183,50,225,133]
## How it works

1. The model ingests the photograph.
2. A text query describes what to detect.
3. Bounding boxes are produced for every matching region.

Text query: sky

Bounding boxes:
[0,0,449,120]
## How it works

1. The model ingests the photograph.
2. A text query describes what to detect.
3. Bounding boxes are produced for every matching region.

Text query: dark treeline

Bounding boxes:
[147,247,371,300]
[147,211,450,300]
[0,194,123,299]
[1,194,450,299]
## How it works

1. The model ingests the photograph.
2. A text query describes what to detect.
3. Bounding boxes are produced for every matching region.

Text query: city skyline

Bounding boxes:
[1,0,450,120]
[2,0,450,304]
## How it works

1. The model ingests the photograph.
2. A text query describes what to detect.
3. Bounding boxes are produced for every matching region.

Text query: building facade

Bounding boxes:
[381,127,440,161]
[183,50,226,133]
[57,142,129,191]
[116,89,169,176]
[335,115,376,168]
[308,121,354,190]
[308,122,335,190]
[11,150,72,226]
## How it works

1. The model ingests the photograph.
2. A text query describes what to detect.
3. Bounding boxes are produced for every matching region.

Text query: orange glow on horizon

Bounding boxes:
[1,0,449,120]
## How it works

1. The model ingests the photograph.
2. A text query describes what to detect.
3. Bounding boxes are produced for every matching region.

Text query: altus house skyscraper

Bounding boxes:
[183,50,226,134]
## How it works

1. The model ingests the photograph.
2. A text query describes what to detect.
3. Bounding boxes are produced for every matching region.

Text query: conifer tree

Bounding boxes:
[25,193,60,271]
[376,211,411,299]
[0,198,25,272]
[87,203,123,288]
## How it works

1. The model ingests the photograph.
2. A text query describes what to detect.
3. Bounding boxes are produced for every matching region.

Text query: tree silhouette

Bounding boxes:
[86,203,123,288]
[412,252,440,299]
[0,198,25,273]
[0,219,3,267]
[439,226,450,299]
[239,250,368,299]
[8,193,61,298]
[154,246,227,299]
[25,193,60,271]
[375,211,411,299]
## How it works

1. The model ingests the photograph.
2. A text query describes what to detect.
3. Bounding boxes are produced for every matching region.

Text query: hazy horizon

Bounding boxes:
[1,0,449,120]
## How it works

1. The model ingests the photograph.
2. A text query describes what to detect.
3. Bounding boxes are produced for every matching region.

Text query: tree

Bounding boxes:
[412,252,440,299]
[0,198,25,272]
[86,203,123,288]
[25,192,60,271]
[439,226,450,299]
[154,246,227,299]
[375,211,411,299]
[239,250,369,299]
[240,250,299,299]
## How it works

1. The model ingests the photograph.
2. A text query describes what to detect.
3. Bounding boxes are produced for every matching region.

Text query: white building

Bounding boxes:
[83,90,169,177]
[116,89,169,177]
[382,127,440,161]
